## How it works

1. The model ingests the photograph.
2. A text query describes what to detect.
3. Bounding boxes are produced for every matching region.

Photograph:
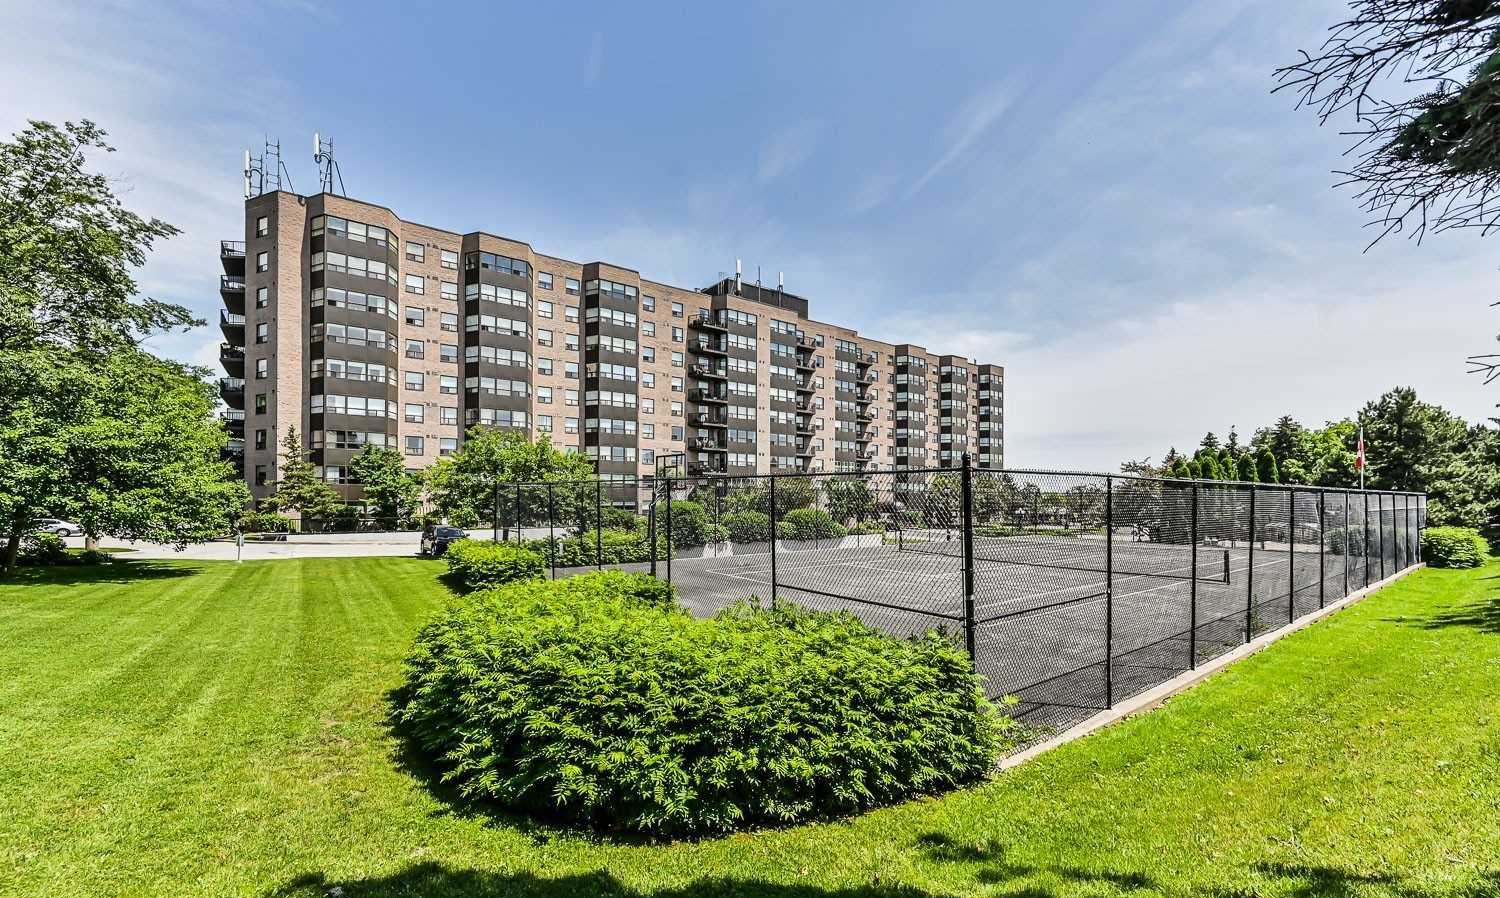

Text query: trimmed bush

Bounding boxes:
[598,507,642,532]
[664,500,711,548]
[238,511,293,533]
[18,531,70,566]
[444,539,546,592]
[779,507,847,541]
[724,510,771,543]
[395,577,1015,836]
[1421,526,1490,569]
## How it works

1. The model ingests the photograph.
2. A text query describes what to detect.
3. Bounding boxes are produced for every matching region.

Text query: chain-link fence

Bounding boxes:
[460,462,1426,737]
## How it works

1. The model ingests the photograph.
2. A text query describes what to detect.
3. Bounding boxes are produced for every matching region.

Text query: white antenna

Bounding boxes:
[313,132,346,196]
[242,149,253,199]
[734,258,742,293]
[778,271,784,292]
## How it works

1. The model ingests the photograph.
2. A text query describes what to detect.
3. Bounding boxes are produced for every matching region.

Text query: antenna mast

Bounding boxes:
[314,131,346,195]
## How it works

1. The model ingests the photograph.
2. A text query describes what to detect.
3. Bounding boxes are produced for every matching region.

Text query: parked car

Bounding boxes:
[420,526,467,557]
[31,518,82,537]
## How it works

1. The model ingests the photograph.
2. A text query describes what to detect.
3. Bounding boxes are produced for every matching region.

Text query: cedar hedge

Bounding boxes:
[1421,526,1490,569]
[443,539,546,591]
[394,572,1016,836]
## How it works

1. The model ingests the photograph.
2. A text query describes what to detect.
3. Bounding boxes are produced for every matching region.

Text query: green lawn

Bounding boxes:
[2,558,1497,898]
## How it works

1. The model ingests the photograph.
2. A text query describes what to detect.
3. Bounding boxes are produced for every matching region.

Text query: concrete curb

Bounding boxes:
[997,562,1427,771]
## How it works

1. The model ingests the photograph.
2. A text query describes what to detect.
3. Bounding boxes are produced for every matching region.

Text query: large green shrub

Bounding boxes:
[395,578,1013,836]
[238,510,293,533]
[724,510,772,543]
[443,539,546,592]
[1421,526,1490,569]
[779,507,847,541]
[18,531,70,566]
[663,500,711,548]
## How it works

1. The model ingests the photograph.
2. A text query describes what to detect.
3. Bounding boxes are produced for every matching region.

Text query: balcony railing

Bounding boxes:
[689,309,727,331]
[694,412,728,427]
[220,240,246,258]
[220,311,246,326]
[691,362,727,378]
[692,337,727,355]
[691,388,728,403]
[220,275,245,293]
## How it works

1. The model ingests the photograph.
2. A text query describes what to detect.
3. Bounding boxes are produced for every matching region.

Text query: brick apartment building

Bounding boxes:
[216,191,1005,503]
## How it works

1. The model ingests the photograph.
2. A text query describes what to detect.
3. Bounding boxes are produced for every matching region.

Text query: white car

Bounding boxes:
[32,518,82,537]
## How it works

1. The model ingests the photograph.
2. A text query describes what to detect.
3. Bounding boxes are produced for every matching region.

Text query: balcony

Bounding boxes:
[222,409,244,437]
[856,430,875,442]
[692,337,728,356]
[794,398,813,412]
[689,309,727,331]
[219,342,245,375]
[218,377,245,409]
[220,240,245,276]
[795,421,814,435]
[794,356,814,372]
[694,412,728,427]
[691,362,727,379]
[691,388,728,404]
[794,379,815,393]
[857,409,875,422]
[222,437,245,458]
[220,275,246,314]
[693,436,727,451]
[219,310,245,343]
[688,462,727,475]
[795,444,814,457]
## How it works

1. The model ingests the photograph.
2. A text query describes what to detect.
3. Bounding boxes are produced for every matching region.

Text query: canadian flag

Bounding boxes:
[1355,426,1366,471]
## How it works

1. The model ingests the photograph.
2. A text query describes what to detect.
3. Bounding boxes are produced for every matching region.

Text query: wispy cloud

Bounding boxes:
[582,31,606,86]
[906,82,1016,198]
[756,121,820,184]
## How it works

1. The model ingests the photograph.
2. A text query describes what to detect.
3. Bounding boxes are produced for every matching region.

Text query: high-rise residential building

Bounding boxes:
[216,191,1005,503]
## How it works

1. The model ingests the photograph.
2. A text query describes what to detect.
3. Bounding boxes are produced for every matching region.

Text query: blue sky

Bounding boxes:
[3,0,1495,469]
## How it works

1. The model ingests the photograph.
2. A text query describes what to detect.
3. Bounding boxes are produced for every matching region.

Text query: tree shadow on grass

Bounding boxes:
[1401,582,1500,635]
[0,558,200,587]
[912,836,1499,898]
[264,864,945,898]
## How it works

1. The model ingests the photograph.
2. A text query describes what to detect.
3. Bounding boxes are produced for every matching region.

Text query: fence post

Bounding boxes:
[1318,492,1326,609]
[514,484,523,546]
[1343,492,1349,597]
[1105,475,1114,709]
[1363,491,1371,589]
[769,474,779,608]
[1246,486,1256,644]
[960,454,977,662]
[1378,494,1387,582]
[1189,482,1198,670]
[1288,488,1296,625]
[648,500,658,578]
[546,482,556,580]
[595,479,603,571]
[1406,494,1414,567]
[665,474,674,586]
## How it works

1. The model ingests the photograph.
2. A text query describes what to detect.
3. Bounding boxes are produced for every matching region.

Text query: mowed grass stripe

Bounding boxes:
[1,557,1497,898]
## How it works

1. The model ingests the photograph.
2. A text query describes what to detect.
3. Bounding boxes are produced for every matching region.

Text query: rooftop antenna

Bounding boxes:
[242,148,258,199]
[258,137,292,193]
[778,271,784,298]
[734,258,742,294]
[313,131,346,196]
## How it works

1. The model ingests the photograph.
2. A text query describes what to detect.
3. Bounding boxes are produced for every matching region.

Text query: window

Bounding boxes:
[642,449,655,465]
[405,242,424,262]
[536,386,553,404]
[565,389,579,406]
[565,332,580,351]
[642,398,655,414]
[440,406,458,425]
[642,423,656,439]
[670,376,683,392]
[671,351,684,368]
[439,437,458,456]
[642,347,655,363]
[642,372,655,388]
[642,321,656,337]
[538,271,554,291]
[255,286,268,308]
[254,429,267,450]
[439,375,457,394]
[671,425,684,440]
[439,312,457,332]
[537,358,553,375]
[254,393,267,414]
[671,301,684,318]
[537,300,554,319]
[641,295,655,312]
[404,274,424,295]
[255,322,268,344]
[538,328,554,347]
[404,371,424,391]
[537,414,553,431]
[565,305,579,323]
[255,358,268,379]
[254,464,267,486]
[439,343,457,363]
[564,277,580,296]
[671,326,684,342]
[405,339,424,359]
[440,249,458,270]
[404,403,424,423]
[565,417,579,434]
[256,251,268,272]
[671,401,683,417]
[405,307,424,327]
[404,435,424,456]
[440,280,458,301]
[565,361,579,379]
[256,216,268,237]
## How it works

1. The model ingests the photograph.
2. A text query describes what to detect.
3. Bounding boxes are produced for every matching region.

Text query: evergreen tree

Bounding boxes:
[1200,432,1221,453]
[264,427,342,519]
[1199,454,1224,481]
[1257,447,1281,485]
[1238,452,1259,483]
[349,445,423,526]
[1226,427,1241,453]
